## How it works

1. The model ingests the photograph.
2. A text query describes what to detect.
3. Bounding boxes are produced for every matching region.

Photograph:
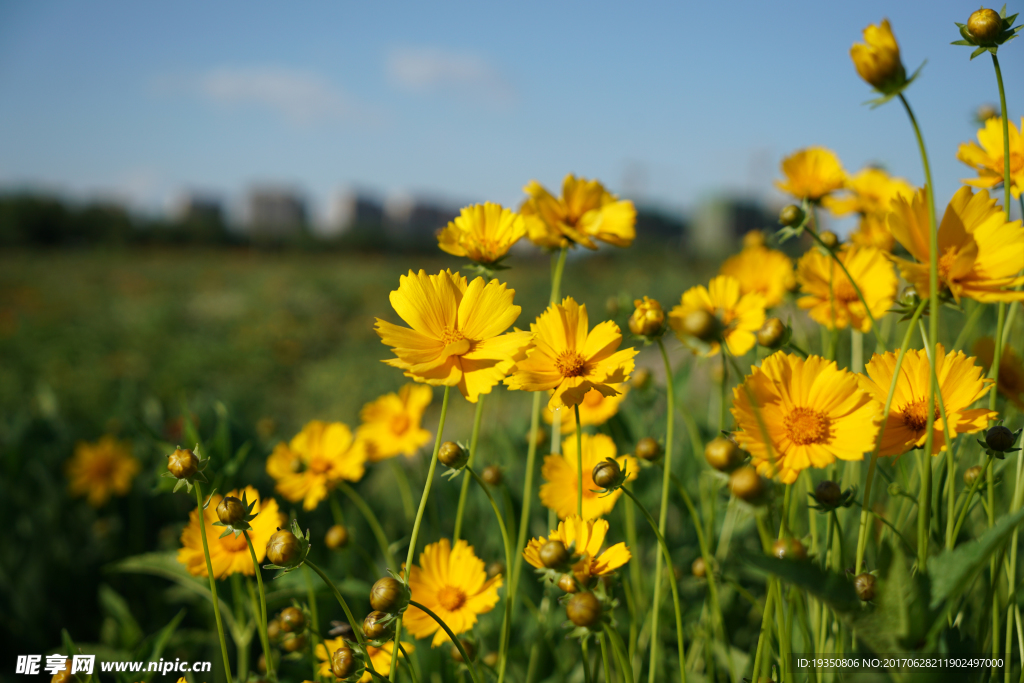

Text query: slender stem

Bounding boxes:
[951,455,995,543]
[336,483,397,571]
[854,298,927,574]
[194,482,233,683]
[621,486,686,683]
[751,577,775,681]
[650,338,677,683]
[305,560,377,676]
[604,623,635,683]
[388,385,452,681]
[575,403,584,520]
[302,566,321,682]
[389,460,415,523]
[454,395,486,542]
[582,639,593,683]
[407,600,480,683]
[718,351,728,432]
[1006,441,1024,683]
[243,531,273,680]
[550,246,568,303]
[600,633,613,683]
[992,55,1012,223]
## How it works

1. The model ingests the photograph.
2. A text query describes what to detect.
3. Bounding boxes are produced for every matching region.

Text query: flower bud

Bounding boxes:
[539,539,570,569]
[818,231,839,250]
[679,309,721,342]
[438,441,468,469]
[483,652,499,668]
[325,524,349,550]
[691,557,707,578]
[167,447,199,479]
[216,496,247,526]
[968,8,1003,41]
[266,618,281,643]
[528,427,549,450]
[592,458,621,489]
[779,204,805,227]
[482,465,503,486]
[566,591,603,627]
[370,576,409,613]
[450,639,476,663]
[964,465,983,487]
[850,19,906,91]
[266,529,301,567]
[558,573,578,593]
[756,318,787,350]
[486,561,505,579]
[50,660,72,683]
[279,606,306,632]
[628,296,665,337]
[635,437,662,462]
[331,644,356,679]
[363,610,393,640]
[728,466,766,504]
[976,103,999,123]
[280,631,307,653]
[704,437,742,472]
[743,230,766,249]
[985,425,1016,452]
[772,537,807,561]
[854,573,877,601]
[631,367,652,390]
[814,480,842,507]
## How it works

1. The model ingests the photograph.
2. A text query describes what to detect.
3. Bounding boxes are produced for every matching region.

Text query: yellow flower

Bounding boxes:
[958,117,1024,199]
[731,352,881,484]
[540,433,637,520]
[849,214,896,252]
[543,384,629,434]
[858,345,995,457]
[316,637,412,683]
[796,244,896,332]
[823,167,915,219]
[177,486,284,578]
[888,186,1024,303]
[628,296,665,337]
[404,539,501,647]
[520,174,636,249]
[524,515,631,583]
[66,436,139,507]
[669,275,766,356]
[356,384,433,462]
[719,246,795,308]
[974,337,1024,411]
[375,270,531,402]
[436,202,527,264]
[850,19,906,91]
[505,297,636,409]
[774,147,846,202]
[266,421,366,511]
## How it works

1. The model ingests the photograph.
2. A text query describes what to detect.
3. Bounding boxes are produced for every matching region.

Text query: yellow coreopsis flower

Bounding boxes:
[543,384,629,434]
[669,275,766,356]
[958,117,1024,199]
[505,296,637,410]
[524,515,631,584]
[858,345,995,456]
[520,174,636,249]
[404,539,502,647]
[719,246,795,308]
[824,167,916,219]
[850,19,906,92]
[266,420,367,511]
[177,486,284,578]
[356,383,433,461]
[316,637,411,682]
[66,436,140,507]
[796,244,896,332]
[849,214,896,252]
[732,352,881,484]
[375,270,531,402]
[436,202,527,264]
[888,186,1024,303]
[775,148,847,202]
[974,337,1024,411]
[540,433,637,520]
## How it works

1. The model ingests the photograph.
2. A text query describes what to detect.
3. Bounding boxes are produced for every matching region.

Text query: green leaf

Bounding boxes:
[951,39,973,45]
[137,610,186,683]
[971,45,988,59]
[97,584,144,650]
[930,507,1024,609]
[742,555,861,613]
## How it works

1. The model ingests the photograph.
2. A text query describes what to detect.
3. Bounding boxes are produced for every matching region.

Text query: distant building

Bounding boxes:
[171,193,224,226]
[245,187,307,237]
[383,193,459,248]
[690,196,775,258]
[319,188,385,239]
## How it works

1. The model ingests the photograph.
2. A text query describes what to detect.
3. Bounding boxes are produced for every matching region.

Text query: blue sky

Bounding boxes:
[0,0,1019,224]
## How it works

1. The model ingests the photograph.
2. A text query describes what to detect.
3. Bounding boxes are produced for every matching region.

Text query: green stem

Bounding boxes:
[951,454,995,543]
[992,54,1012,223]
[408,600,480,683]
[389,460,415,523]
[582,639,593,683]
[304,566,321,682]
[511,391,544,619]
[305,560,377,676]
[854,298,927,574]
[454,395,486,542]
[336,483,397,571]
[550,246,568,303]
[751,576,775,681]
[576,403,584,520]
[1006,441,1024,683]
[600,633,613,683]
[194,482,233,683]
[718,351,728,432]
[649,339,678,683]
[604,623,635,683]
[243,531,273,680]
[621,487,686,683]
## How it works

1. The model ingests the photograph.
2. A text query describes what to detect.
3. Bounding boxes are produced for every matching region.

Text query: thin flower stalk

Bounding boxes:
[575,404,584,520]
[305,559,378,678]
[243,531,273,680]
[453,395,486,542]
[194,481,233,683]
[336,483,397,572]
[408,600,481,683]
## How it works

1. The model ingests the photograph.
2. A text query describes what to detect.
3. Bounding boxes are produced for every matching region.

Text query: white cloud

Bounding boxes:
[386,47,516,107]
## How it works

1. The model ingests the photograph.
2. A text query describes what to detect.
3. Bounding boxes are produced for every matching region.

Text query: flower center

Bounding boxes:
[441,327,465,345]
[89,456,115,480]
[784,407,832,445]
[900,399,939,432]
[390,414,410,435]
[938,246,961,282]
[555,351,587,378]
[308,456,332,474]
[436,585,466,611]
